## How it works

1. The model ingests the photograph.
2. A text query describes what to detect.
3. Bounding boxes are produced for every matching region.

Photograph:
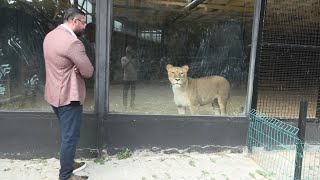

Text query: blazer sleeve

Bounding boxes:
[66,39,94,78]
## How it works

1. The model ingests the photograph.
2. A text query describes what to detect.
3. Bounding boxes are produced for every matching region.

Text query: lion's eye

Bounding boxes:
[171,72,175,74]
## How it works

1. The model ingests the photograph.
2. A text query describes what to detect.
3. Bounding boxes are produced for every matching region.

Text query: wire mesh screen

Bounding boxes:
[247,110,320,180]
[255,0,320,119]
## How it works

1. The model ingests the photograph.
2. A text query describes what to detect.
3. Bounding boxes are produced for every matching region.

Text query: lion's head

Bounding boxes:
[166,64,189,87]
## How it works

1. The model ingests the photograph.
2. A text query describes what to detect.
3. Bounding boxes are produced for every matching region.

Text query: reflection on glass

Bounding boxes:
[109,0,254,116]
[121,46,138,110]
[0,0,96,111]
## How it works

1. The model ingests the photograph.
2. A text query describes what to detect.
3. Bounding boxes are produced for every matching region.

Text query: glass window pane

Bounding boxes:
[109,0,254,116]
[0,0,96,112]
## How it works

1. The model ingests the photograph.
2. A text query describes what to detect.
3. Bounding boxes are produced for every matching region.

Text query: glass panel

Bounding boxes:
[0,0,96,111]
[109,0,255,116]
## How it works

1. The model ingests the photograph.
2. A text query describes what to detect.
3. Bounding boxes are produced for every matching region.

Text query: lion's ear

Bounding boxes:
[166,64,174,71]
[182,65,189,72]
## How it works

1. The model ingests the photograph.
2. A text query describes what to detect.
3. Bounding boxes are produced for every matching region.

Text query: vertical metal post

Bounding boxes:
[106,0,113,115]
[247,113,253,153]
[316,85,320,118]
[245,0,267,115]
[246,0,266,152]
[95,0,108,157]
[294,100,307,180]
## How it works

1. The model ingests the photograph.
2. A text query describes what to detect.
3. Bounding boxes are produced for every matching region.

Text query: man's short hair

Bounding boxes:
[63,8,85,22]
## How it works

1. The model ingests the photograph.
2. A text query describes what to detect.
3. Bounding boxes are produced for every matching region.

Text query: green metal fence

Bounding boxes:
[247,110,320,180]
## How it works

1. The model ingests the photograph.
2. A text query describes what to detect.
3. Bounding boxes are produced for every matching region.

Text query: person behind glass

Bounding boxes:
[121,46,138,110]
[43,8,94,180]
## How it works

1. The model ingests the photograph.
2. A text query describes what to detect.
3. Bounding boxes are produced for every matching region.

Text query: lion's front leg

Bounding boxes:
[217,97,227,116]
[177,106,186,115]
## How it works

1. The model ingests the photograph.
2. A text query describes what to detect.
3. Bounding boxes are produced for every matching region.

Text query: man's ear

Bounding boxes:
[72,18,77,25]
[166,64,174,71]
[181,65,189,72]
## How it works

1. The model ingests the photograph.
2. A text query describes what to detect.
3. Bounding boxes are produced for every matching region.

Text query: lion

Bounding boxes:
[166,64,230,115]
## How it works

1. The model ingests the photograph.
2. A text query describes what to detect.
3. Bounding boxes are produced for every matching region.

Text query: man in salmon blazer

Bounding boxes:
[43,8,94,180]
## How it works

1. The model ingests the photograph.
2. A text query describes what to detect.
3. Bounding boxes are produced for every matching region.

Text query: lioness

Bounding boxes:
[166,64,230,115]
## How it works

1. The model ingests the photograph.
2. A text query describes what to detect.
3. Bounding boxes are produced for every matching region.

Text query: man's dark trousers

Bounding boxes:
[52,101,83,180]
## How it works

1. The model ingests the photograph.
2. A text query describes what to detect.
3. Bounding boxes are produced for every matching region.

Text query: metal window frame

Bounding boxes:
[95,0,256,155]
[245,0,266,115]
[0,0,260,158]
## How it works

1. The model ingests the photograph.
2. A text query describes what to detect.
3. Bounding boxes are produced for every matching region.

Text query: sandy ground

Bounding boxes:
[0,150,274,180]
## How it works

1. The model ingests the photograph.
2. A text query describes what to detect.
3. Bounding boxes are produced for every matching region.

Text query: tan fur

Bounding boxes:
[166,64,230,115]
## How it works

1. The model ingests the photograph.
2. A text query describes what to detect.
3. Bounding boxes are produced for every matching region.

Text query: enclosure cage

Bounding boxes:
[249,2,320,178]
[253,0,320,121]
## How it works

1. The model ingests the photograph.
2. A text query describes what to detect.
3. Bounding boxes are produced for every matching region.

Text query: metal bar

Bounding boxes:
[247,113,254,153]
[114,4,160,11]
[245,0,266,115]
[95,0,108,157]
[183,0,206,11]
[106,0,113,114]
[294,100,308,180]
[262,42,320,49]
[164,0,206,25]
[80,0,86,11]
